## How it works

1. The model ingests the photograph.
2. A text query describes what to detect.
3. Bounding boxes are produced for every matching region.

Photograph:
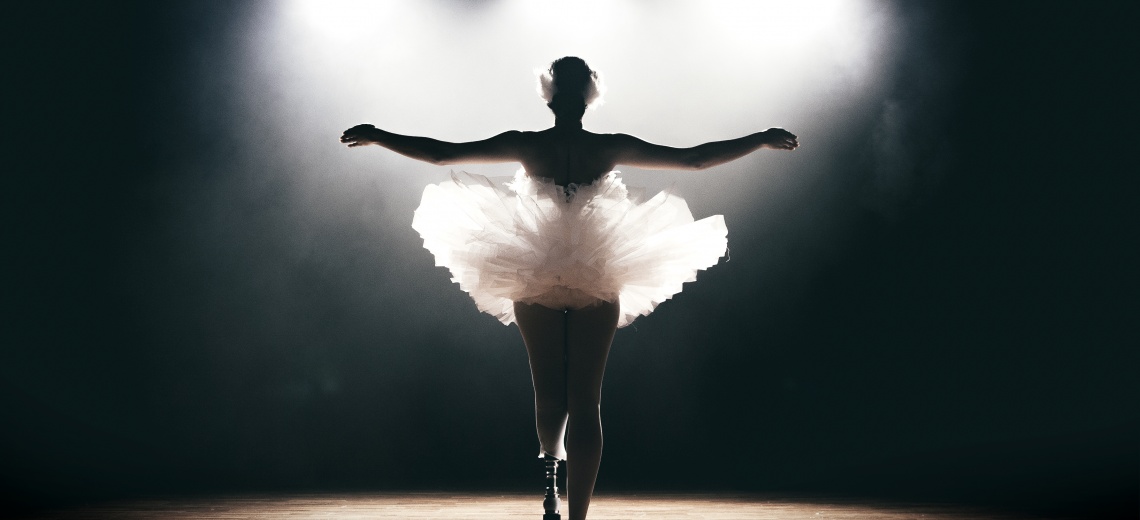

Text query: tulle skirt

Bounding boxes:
[412,169,727,328]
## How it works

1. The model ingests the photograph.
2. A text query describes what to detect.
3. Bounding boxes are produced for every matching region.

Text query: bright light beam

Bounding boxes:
[243,0,900,246]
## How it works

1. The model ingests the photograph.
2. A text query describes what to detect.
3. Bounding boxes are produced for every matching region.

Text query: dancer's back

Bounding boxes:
[516,128,619,186]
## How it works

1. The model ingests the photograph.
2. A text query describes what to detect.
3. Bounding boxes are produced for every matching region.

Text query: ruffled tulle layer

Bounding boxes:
[412,169,727,328]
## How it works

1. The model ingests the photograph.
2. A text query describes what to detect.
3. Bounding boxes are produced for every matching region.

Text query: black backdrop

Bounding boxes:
[4,2,1136,518]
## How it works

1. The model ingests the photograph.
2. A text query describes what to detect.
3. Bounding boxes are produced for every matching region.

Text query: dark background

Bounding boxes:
[4,1,1136,518]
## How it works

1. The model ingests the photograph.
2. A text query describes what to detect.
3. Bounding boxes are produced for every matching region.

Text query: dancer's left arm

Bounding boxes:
[610,128,798,170]
[341,124,522,165]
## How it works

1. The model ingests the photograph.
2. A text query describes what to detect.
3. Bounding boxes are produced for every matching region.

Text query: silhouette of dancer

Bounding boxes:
[341,57,797,520]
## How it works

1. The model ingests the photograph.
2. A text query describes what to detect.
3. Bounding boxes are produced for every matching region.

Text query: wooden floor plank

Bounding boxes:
[27,493,1044,520]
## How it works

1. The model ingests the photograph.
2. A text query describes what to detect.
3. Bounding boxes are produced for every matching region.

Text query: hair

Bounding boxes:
[538,56,603,120]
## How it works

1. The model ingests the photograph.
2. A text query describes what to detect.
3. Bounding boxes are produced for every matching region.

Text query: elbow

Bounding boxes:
[679,145,722,170]
[684,153,709,170]
[427,151,453,165]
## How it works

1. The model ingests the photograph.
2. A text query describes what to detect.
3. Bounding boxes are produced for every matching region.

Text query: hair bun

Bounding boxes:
[537,56,604,108]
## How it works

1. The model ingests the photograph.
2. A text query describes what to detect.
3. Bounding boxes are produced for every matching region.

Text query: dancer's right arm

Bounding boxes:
[340,124,522,165]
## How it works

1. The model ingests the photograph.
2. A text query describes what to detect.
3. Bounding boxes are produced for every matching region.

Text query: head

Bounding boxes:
[538,57,602,122]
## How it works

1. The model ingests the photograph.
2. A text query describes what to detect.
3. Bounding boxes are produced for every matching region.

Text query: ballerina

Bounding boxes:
[341,56,797,520]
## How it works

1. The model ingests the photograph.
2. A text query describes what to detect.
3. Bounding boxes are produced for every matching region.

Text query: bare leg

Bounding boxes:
[563,301,618,520]
[515,300,619,520]
[515,302,570,460]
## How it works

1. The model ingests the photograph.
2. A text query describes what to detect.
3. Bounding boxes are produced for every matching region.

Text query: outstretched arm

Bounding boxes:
[340,124,523,165]
[610,128,798,170]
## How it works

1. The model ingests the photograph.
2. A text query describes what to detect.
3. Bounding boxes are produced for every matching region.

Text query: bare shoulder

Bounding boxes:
[486,130,528,152]
[495,129,526,140]
[593,132,647,147]
[587,131,626,140]
[579,131,628,146]
[509,129,544,143]
[591,132,655,156]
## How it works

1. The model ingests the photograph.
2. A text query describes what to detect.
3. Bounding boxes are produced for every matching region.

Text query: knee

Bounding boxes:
[535,397,567,418]
[567,391,602,418]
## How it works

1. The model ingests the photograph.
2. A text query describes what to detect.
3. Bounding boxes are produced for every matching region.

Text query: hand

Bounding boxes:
[761,128,799,150]
[341,124,381,147]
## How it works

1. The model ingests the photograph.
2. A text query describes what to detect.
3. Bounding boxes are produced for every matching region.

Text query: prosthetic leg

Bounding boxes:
[542,454,561,520]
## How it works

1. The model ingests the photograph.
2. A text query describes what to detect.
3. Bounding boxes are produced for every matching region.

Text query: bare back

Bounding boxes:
[516,128,619,186]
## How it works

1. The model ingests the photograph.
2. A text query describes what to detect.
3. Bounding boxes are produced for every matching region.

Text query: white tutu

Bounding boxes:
[412,169,728,328]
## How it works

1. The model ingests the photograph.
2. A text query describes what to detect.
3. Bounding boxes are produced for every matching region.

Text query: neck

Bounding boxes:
[554,118,583,130]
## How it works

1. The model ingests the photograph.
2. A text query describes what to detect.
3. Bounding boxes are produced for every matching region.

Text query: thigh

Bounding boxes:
[565,300,619,407]
[514,301,568,404]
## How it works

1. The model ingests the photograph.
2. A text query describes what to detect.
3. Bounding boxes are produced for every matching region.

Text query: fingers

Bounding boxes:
[768,128,798,150]
[340,127,367,139]
[340,124,375,147]
[340,123,375,143]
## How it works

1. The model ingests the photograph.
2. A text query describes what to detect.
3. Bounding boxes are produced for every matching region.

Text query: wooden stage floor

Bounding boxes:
[26,492,1050,519]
